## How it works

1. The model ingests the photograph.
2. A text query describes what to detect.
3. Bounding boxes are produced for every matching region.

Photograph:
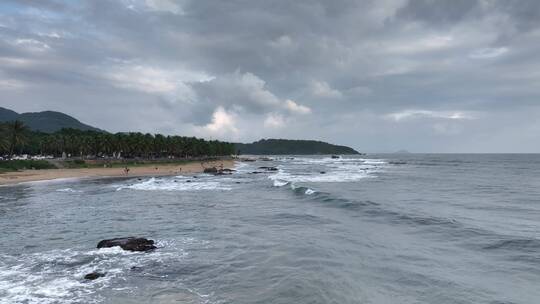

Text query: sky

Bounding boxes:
[0,0,539,152]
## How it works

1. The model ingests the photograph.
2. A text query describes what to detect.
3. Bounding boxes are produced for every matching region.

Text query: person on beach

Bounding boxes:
[124,167,130,175]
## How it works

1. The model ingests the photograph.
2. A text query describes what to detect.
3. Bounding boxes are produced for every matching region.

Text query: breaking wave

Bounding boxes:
[0,239,191,304]
[116,177,232,191]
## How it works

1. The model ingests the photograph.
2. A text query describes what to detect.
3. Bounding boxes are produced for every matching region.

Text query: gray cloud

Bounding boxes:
[395,0,480,26]
[0,0,539,152]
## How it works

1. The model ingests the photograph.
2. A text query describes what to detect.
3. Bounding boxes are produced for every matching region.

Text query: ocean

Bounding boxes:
[1,154,539,304]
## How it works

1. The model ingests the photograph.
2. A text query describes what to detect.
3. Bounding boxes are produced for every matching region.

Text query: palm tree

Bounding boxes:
[5,120,29,157]
[0,123,9,154]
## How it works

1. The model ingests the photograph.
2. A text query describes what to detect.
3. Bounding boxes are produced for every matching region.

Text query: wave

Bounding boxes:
[290,184,317,195]
[269,168,372,184]
[291,157,385,165]
[261,212,335,226]
[0,238,213,304]
[0,239,184,304]
[116,177,232,191]
[362,159,387,165]
[56,188,83,193]
[273,179,290,187]
[483,238,540,251]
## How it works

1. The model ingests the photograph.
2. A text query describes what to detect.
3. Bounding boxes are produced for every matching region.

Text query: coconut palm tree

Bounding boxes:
[5,120,29,157]
[0,123,9,154]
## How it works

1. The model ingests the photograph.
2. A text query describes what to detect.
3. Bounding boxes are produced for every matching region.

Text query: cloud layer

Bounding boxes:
[1,0,539,152]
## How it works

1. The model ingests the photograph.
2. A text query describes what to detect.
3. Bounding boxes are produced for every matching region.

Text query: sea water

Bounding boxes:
[1,154,539,303]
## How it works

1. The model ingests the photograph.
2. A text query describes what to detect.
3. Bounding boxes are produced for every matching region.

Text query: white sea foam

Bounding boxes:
[273,179,289,187]
[362,159,387,165]
[267,156,385,184]
[0,239,191,304]
[304,188,316,195]
[57,188,82,193]
[20,177,83,186]
[116,177,232,191]
[288,183,317,195]
[291,157,386,166]
[269,168,371,183]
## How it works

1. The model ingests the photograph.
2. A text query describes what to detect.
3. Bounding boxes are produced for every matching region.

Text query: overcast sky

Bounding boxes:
[1,0,539,152]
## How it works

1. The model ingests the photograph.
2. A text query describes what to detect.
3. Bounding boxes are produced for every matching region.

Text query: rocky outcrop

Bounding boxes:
[203,167,218,174]
[204,167,234,175]
[258,166,278,171]
[84,272,105,280]
[97,237,156,252]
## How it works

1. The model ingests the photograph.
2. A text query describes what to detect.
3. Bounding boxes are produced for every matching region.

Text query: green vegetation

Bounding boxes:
[0,121,235,162]
[0,160,56,173]
[3,120,29,156]
[0,107,101,133]
[63,159,195,169]
[235,139,359,155]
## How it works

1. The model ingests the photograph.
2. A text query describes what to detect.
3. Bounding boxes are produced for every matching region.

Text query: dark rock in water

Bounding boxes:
[258,166,278,171]
[320,171,326,174]
[389,161,407,165]
[84,272,105,280]
[331,155,340,159]
[97,237,156,252]
[193,176,198,178]
[204,167,233,175]
[203,167,218,174]
[130,266,143,271]
[186,180,191,183]
[221,168,236,172]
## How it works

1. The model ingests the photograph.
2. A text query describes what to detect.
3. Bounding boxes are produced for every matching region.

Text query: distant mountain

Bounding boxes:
[0,107,102,133]
[235,139,359,155]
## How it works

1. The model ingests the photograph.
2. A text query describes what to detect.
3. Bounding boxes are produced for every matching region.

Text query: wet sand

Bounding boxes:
[0,160,234,185]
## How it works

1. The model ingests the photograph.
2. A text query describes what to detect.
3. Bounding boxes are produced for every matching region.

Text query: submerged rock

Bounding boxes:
[258,166,278,171]
[389,161,407,165]
[97,237,156,252]
[84,272,105,280]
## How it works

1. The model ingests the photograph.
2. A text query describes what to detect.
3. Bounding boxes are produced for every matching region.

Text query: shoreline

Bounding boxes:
[0,159,235,186]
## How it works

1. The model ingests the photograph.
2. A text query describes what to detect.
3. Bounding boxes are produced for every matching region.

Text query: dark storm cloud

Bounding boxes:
[0,0,539,152]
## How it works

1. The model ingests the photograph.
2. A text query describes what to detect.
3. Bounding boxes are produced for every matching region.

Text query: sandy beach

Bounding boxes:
[0,160,235,185]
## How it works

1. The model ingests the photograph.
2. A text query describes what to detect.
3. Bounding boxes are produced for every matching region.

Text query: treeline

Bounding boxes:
[235,139,359,155]
[0,121,235,158]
